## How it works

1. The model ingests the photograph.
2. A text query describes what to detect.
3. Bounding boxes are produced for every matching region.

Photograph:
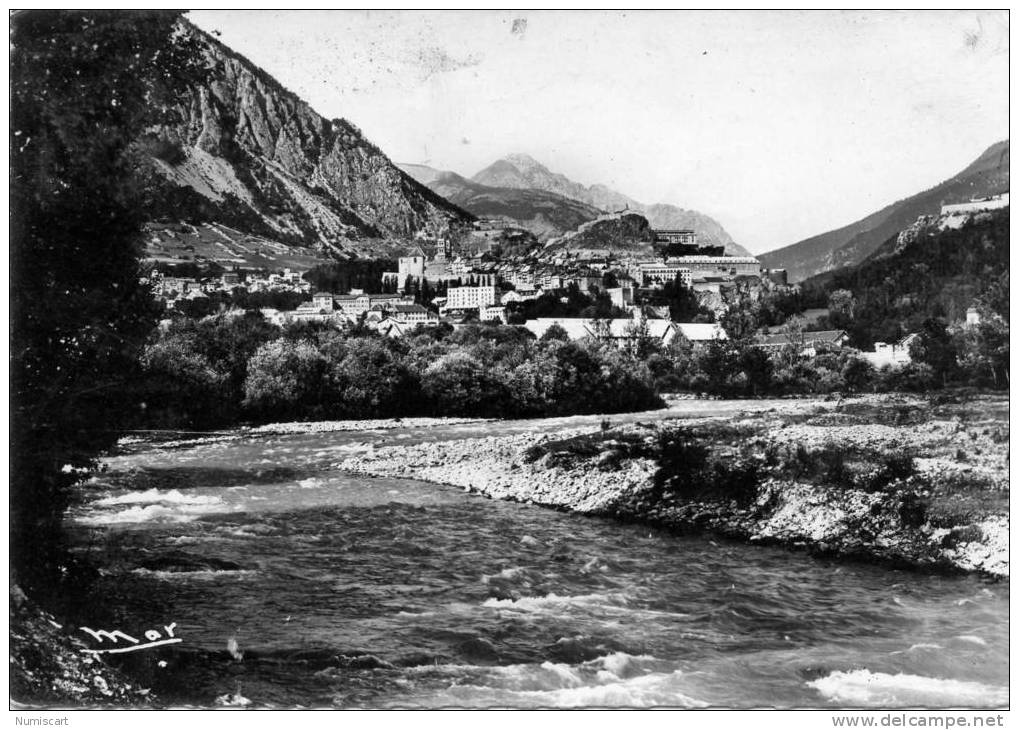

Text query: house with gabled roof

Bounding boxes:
[754,329,849,357]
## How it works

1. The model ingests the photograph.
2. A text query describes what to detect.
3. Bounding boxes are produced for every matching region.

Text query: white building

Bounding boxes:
[479,305,507,323]
[637,264,693,287]
[859,334,917,369]
[667,256,761,278]
[674,322,729,344]
[389,303,439,324]
[607,286,634,308]
[445,284,498,310]
[940,193,1009,216]
[521,318,726,349]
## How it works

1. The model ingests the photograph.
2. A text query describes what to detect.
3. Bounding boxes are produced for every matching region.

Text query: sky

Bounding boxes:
[187,10,1009,254]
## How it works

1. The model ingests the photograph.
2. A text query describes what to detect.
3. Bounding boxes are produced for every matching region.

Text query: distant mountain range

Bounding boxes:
[401,154,751,255]
[136,20,471,261]
[760,140,1010,281]
[398,164,603,241]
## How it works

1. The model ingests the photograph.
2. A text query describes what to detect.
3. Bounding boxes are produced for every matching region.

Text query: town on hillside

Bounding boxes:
[145,193,1006,366]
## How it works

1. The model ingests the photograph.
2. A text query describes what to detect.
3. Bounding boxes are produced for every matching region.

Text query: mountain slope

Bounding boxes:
[544,212,655,256]
[138,21,471,259]
[799,207,1008,349]
[760,141,1009,281]
[398,163,603,240]
[471,154,751,256]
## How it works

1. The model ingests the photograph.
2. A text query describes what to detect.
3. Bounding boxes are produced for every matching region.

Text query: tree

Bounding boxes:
[242,340,331,419]
[736,344,773,396]
[421,353,511,416]
[909,318,958,387]
[10,11,206,594]
[540,323,570,342]
[828,289,856,322]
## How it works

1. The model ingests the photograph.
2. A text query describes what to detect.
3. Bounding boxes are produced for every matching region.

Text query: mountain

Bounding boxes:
[137,21,471,260]
[470,154,751,256]
[398,164,603,240]
[544,212,655,256]
[760,141,1010,282]
[798,206,1008,349]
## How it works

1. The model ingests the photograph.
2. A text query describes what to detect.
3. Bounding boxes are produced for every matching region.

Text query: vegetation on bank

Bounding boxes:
[519,393,1008,540]
[10,10,207,597]
[136,318,663,427]
[799,209,1009,350]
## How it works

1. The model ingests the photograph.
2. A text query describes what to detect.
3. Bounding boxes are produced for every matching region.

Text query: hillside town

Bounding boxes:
[145,196,1004,368]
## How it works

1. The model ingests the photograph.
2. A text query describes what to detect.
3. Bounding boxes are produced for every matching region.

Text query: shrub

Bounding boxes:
[138,334,232,427]
[330,337,419,418]
[861,453,919,493]
[652,431,760,507]
[421,352,512,417]
[242,339,331,420]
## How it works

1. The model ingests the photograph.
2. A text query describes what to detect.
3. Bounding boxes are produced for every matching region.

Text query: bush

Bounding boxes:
[421,352,512,416]
[860,453,919,493]
[332,338,419,418]
[652,431,760,507]
[138,334,232,427]
[875,362,937,393]
[242,339,331,420]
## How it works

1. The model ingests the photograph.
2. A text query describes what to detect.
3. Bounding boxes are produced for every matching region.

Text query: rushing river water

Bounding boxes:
[67,402,1009,709]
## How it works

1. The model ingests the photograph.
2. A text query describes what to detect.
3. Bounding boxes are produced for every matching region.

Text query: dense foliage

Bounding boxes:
[135,315,663,427]
[10,11,207,594]
[800,210,1009,349]
[505,284,627,324]
[303,260,397,295]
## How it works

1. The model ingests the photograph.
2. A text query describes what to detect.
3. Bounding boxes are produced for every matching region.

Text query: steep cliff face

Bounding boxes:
[141,22,470,258]
[545,212,655,255]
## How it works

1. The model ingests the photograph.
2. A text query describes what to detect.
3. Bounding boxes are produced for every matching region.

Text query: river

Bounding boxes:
[67,401,1009,708]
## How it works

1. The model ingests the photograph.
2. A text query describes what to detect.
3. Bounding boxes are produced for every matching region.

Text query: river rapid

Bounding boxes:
[67,401,1009,709]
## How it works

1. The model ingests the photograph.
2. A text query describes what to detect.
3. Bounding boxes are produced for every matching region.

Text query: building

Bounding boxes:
[607,286,634,309]
[654,229,698,246]
[940,193,1009,216]
[667,256,762,278]
[479,305,507,323]
[311,292,335,310]
[158,277,198,295]
[638,264,692,287]
[389,303,439,325]
[522,318,682,348]
[334,292,414,317]
[674,322,729,344]
[966,307,982,327]
[754,330,850,356]
[259,308,290,327]
[445,284,498,310]
[859,333,917,369]
[291,293,344,324]
[501,289,542,304]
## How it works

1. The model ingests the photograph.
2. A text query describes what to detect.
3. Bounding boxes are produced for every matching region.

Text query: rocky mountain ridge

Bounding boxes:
[398,163,604,241]
[139,20,471,259]
[471,154,751,256]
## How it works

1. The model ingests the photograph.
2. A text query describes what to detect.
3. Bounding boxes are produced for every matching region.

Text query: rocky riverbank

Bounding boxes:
[10,585,153,707]
[337,394,1009,578]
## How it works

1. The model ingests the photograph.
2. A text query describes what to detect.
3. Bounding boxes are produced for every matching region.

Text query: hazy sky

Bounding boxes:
[188,10,1008,254]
